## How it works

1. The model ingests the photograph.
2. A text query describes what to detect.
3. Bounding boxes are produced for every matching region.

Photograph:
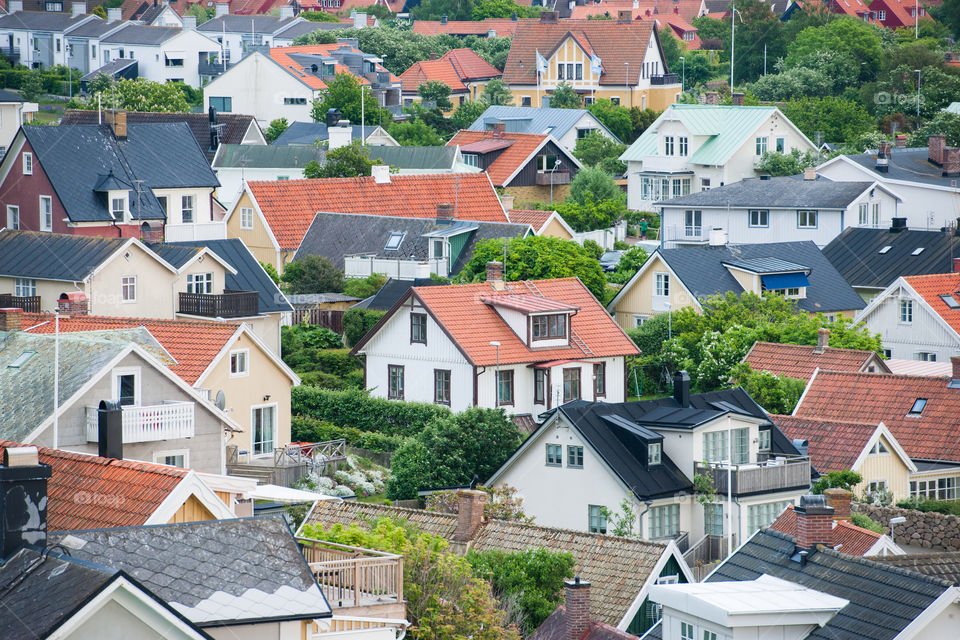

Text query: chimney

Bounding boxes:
[618,9,632,22]
[929,134,946,165]
[0,446,51,559]
[500,193,515,210]
[673,371,690,408]
[57,292,88,316]
[813,328,829,354]
[704,91,719,105]
[486,261,505,289]
[632,0,638,8]
[876,141,890,173]
[104,109,127,140]
[889,217,907,233]
[794,494,834,550]
[564,577,592,640]
[823,488,852,522]
[511,11,518,20]
[452,489,487,542]
[8,0,22,12]
[440,14,447,23]
[943,147,960,177]
[107,7,121,21]
[436,202,454,222]
[540,10,559,22]
[182,15,197,29]
[0,308,23,332]
[215,1,228,16]
[72,1,86,17]
[895,134,907,148]
[952,355,960,381]
[492,121,506,138]
[354,11,367,29]
[328,120,353,150]
[673,5,678,12]
[708,227,726,246]
[371,164,391,184]
[279,4,294,18]
[325,107,341,127]
[97,400,123,460]
[731,92,744,106]
[803,166,817,181]
[954,258,960,273]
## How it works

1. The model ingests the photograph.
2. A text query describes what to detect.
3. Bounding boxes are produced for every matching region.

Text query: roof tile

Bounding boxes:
[771,414,879,472]
[769,506,883,556]
[745,341,886,381]
[447,130,550,185]
[904,273,960,336]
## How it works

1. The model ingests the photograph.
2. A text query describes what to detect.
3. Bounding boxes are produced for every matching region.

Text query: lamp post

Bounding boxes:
[664,301,672,340]
[679,56,685,92]
[915,69,922,124]
[490,340,501,407]
[549,158,562,204]
[889,515,907,548]
[624,61,630,108]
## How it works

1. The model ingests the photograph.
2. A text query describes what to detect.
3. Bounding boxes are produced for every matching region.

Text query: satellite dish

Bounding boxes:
[215,390,226,411]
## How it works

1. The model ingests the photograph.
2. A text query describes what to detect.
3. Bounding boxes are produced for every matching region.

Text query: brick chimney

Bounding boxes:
[492,121,506,138]
[429,52,437,60]
[952,355,960,382]
[929,134,946,165]
[876,141,891,173]
[104,109,127,140]
[436,202,454,222]
[794,494,834,550]
[500,193,515,211]
[0,308,22,332]
[564,577,591,640]
[813,328,829,354]
[895,134,907,148]
[943,147,960,177]
[618,9,632,22]
[704,91,719,105]
[452,489,487,542]
[954,258,960,273]
[0,446,51,559]
[823,488,852,522]
[804,166,817,181]
[731,92,744,106]
[58,292,88,316]
[486,261,505,290]
[540,10,559,22]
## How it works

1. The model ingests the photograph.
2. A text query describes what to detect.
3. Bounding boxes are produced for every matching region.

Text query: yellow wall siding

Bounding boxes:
[540,216,573,239]
[853,435,911,502]
[611,255,697,329]
[225,191,280,271]
[87,244,177,319]
[167,494,217,523]
[215,490,232,507]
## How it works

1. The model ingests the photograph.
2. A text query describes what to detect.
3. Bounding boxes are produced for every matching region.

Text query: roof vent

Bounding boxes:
[889,217,906,233]
[372,164,391,184]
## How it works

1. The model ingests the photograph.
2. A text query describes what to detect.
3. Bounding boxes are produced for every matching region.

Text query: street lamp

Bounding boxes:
[889,515,907,547]
[624,61,630,109]
[679,56,685,92]
[915,69,922,124]
[549,158,562,204]
[490,341,501,407]
[664,301,672,340]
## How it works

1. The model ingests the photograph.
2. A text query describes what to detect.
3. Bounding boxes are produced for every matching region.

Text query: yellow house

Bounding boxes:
[501,14,681,111]
[507,209,575,240]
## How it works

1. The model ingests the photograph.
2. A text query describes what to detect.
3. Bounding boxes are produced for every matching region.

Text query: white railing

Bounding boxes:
[163,221,227,241]
[640,155,690,172]
[344,255,448,280]
[663,224,709,243]
[85,401,195,443]
[312,616,409,640]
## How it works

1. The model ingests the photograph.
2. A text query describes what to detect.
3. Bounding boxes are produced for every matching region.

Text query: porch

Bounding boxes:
[0,293,41,313]
[178,289,259,318]
[694,456,811,496]
[298,537,405,616]
[227,439,347,486]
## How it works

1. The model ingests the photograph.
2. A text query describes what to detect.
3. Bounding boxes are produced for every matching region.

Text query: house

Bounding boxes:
[224,171,508,272]
[271,120,398,146]
[94,21,220,87]
[870,0,930,28]
[566,0,708,23]
[742,330,890,382]
[655,172,901,248]
[0,9,97,70]
[301,490,694,636]
[0,310,243,474]
[792,365,960,502]
[0,116,219,239]
[822,223,960,302]
[783,0,882,23]
[0,88,36,156]
[816,138,960,229]
[447,127,583,202]
[60,108,266,164]
[468,104,620,152]
[606,240,866,330]
[411,17,526,38]
[565,5,702,50]
[350,268,640,418]
[856,273,960,362]
[502,13,680,112]
[619,104,818,212]
[487,374,810,553]
[645,498,960,640]
[202,42,402,125]
[294,212,532,281]
[194,12,299,64]
[400,48,501,111]
[131,0,183,27]
[508,208,576,239]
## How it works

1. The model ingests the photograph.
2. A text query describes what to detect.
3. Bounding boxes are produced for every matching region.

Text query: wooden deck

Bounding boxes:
[299,537,404,610]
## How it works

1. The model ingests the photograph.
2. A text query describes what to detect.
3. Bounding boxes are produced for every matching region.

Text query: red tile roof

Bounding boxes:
[0,441,187,531]
[400,58,468,94]
[793,370,960,462]
[569,0,705,22]
[22,314,239,385]
[508,209,554,232]
[412,18,526,38]
[744,341,887,382]
[443,48,502,81]
[503,19,655,86]
[246,173,508,250]
[269,44,398,91]
[771,414,879,472]
[407,278,640,366]
[904,273,960,336]
[770,506,883,556]
[870,0,920,26]
[447,130,550,186]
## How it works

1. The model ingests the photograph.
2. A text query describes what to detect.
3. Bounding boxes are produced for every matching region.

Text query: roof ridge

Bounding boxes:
[815,545,956,588]
[752,341,877,355]
[770,414,882,428]
[0,440,189,477]
[815,369,951,382]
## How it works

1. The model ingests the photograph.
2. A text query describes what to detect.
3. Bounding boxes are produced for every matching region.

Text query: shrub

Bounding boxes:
[292,415,405,452]
[314,348,360,377]
[343,308,385,345]
[895,497,960,516]
[299,370,352,389]
[851,512,884,533]
[292,387,451,437]
[812,470,863,494]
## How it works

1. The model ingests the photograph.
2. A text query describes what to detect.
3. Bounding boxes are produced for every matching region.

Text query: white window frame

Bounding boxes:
[915,351,937,362]
[755,137,767,156]
[239,206,254,230]
[6,204,19,230]
[633,314,650,327]
[251,402,278,457]
[858,202,868,225]
[678,136,688,156]
[748,209,769,228]
[648,442,662,465]
[900,299,913,323]
[186,272,214,294]
[684,209,702,236]
[181,195,194,224]
[759,429,771,452]
[15,278,36,297]
[655,272,670,297]
[798,210,818,229]
[664,136,675,156]
[121,275,137,303]
[649,503,680,539]
[588,504,607,534]
[112,366,141,406]
[22,152,32,175]
[39,195,53,231]
[153,449,190,467]
[111,196,126,221]
[545,443,562,466]
[230,348,250,377]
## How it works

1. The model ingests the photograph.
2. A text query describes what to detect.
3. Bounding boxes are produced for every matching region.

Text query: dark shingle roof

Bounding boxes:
[0,229,127,280]
[872,552,960,585]
[80,58,138,82]
[710,528,952,640]
[655,177,875,208]
[272,121,381,146]
[100,22,180,44]
[0,88,24,102]
[822,226,960,290]
[843,147,960,187]
[66,17,117,38]
[352,277,444,310]
[0,10,88,31]
[656,241,866,313]
[197,14,297,33]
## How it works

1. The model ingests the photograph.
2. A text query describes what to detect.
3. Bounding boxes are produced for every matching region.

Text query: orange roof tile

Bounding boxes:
[744,341,887,382]
[246,173,508,250]
[0,440,187,531]
[770,505,883,556]
[793,370,960,462]
[269,44,398,91]
[442,48,502,81]
[771,414,880,472]
[400,59,468,94]
[447,130,550,186]
[22,314,239,385]
[508,209,554,232]
[406,278,640,366]
[904,273,960,336]
[870,0,919,25]
[412,18,526,38]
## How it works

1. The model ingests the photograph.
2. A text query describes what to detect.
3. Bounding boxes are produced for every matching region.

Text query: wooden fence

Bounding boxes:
[292,308,345,333]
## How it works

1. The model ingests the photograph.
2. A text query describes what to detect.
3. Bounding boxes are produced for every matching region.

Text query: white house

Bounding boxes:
[196,12,298,66]
[0,89,36,157]
[656,172,902,248]
[97,22,220,88]
[619,104,818,212]
[349,265,640,423]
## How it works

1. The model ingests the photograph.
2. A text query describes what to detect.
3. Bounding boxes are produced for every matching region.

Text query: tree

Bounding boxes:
[749,66,834,101]
[264,118,289,143]
[781,96,873,145]
[555,199,624,234]
[456,235,608,299]
[729,0,785,84]
[482,78,513,106]
[732,365,807,414]
[185,2,213,23]
[300,9,341,21]
[937,0,960,39]
[573,131,627,174]
[607,246,648,285]
[549,81,581,108]
[600,498,638,536]
[908,111,960,146]
[567,165,624,206]
[812,470,863,494]
[691,15,727,45]
[659,27,683,74]
[417,79,453,111]
[587,99,633,143]
[310,72,391,127]
[92,4,107,18]
[388,118,446,145]
[452,99,487,129]
[79,78,190,112]
[303,140,383,178]
[472,0,542,19]
[260,260,281,285]
[19,70,44,102]
[784,17,882,81]
[342,272,387,298]
[411,0,477,20]
[281,255,345,294]
[682,51,720,88]
[342,308,385,345]
[755,149,821,176]
[870,64,960,120]
[86,72,113,96]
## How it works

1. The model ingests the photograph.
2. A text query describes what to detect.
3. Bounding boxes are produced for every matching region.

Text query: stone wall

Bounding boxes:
[853,502,960,550]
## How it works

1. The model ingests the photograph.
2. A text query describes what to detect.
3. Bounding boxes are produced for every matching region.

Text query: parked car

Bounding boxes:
[600,250,625,272]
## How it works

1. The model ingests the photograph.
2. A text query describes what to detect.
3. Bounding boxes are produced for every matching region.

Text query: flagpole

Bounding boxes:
[730,3,735,92]
[537,50,542,108]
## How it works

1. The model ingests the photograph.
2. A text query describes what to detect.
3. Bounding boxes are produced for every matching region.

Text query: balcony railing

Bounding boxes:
[683,533,733,581]
[345,255,448,280]
[695,456,811,496]
[663,224,709,243]
[536,171,571,186]
[0,294,40,313]
[311,616,409,639]
[650,73,680,86]
[178,289,259,318]
[163,221,226,242]
[85,401,195,443]
[652,530,689,554]
[298,537,403,610]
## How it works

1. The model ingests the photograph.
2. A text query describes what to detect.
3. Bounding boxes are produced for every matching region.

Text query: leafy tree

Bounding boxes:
[784,17,882,81]
[659,27,683,74]
[304,140,383,178]
[79,78,189,112]
[452,99,487,129]
[581,239,603,260]
[781,96,873,145]
[908,111,960,146]
[92,4,107,18]
[755,149,821,176]
[264,118,289,143]
[185,2,213,23]
[19,70,44,102]
[682,51,720,88]
[281,255,344,294]
[812,470,863,494]
[456,235,608,299]
[869,64,960,120]
[731,365,806,414]
[417,79,453,111]
[936,0,960,39]
[750,66,834,101]
[472,0,541,19]
[691,15,727,45]
[87,72,113,96]
[310,72,391,127]
[607,246,648,285]
[342,272,387,298]
[411,0,476,20]
[482,78,513,106]
[301,9,341,21]
[567,165,624,206]
[730,0,785,83]
[260,260,281,285]
[587,99,633,143]
[554,199,624,234]
[573,130,626,174]
[628,107,660,142]
[388,118,446,145]
[851,512,884,532]
[342,308,385,345]
[549,81,581,108]
[600,497,638,536]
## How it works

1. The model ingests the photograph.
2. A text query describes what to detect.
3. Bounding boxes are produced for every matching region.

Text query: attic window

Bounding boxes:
[940,294,960,309]
[909,398,927,415]
[878,245,892,254]
[8,351,36,368]
[912,247,925,256]
[385,232,404,251]
[648,442,662,465]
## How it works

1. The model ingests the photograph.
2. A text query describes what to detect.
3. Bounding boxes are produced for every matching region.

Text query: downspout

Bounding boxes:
[636,499,653,538]
[474,366,486,406]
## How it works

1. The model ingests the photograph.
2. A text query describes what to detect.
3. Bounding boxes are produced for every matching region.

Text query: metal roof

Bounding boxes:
[80,58,138,82]
[841,147,960,187]
[722,257,811,274]
[100,22,179,45]
[0,229,127,280]
[272,121,382,146]
[655,176,879,209]
[213,143,326,169]
[468,105,621,143]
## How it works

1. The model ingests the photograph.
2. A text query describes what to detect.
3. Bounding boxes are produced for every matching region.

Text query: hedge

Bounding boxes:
[896,497,960,516]
[1,69,79,94]
[292,387,450,437]
[292,415,405,453]
[343,308,385,346]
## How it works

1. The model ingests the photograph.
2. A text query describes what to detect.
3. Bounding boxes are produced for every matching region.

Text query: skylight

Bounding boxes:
[941,294,960,309]
[384,232,404,251]
[878,246,892,254]
[912,247,925,256]
[7,351,35,369]
[909,398,927,415]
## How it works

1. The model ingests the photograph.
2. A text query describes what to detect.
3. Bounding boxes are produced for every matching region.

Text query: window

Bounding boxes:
[755,137,767,155]
[912,247,925,256]
[883,349,892,359]
[253,405,276,455]
[684,209,701,236]
[702,430,728,463]
[39,196,52,231]
[385,232,404,250]
[431,240,444,259]
[209,96,232,112]
[872,202,880,226]
[154,451,188,467]
[584,97,594,106]
[521,96,532,106]
[633,314,649,327]
[878,9,886,19]
[648,442,661,465]
[563,368,580,402]
[649,504,680,539]
[588,505,607,534]
[680,622,695,640]
[538,154,559,172]
[776,137,785,153]
[187,272,213,294]
[546,443,562,466]
[704,503,723,536]
[575,63,582,80]
[46,2,63,10]
[859,203,868,225]
[900,299,913,323]
[702,631,717,640]
[532,314,567,340]
[732,427,748,463]
[797,210,818,228]
[240,207,254,229]
[111,197,126,221]
[701,177,711,190]
[870,440,889,455]
[909,398,927,415]
[576,128,594,139]
[114,370,138,406]
[181,195,194,224]
[759,428,771,452]
[916,352,937,362]
[497,369,514,406]
[747,500,792,533]
[156,196,167,216]
[6,205,19,230]
[388,365,404,399]
[165,57,184,67]
[230,349,249,376]
[655,272,670,297]
[410,313,427,344]
[462,153,479,167]
[557,63,564,79]
[610,97,620,106]
[535,369,546,405]
[283,97,307,105]
[748,209,769,227]
[678,136,688,156]
[121,276,136,302]
[594,362,605,397]
[567,445,584,468]
[14,278,36,297]
[868,479,888,494]
[434,369,451,405]
[22,152,32,175]
[664,136,675,156]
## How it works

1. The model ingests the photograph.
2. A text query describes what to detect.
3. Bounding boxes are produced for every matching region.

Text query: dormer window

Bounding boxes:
[909,398,927,415]
[385,232,404,251]
[532,314,567,340]
[111,197,126,221]
[648,442,661,465]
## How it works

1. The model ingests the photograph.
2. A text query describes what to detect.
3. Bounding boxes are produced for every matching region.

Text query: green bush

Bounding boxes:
[851,512,884,533]
[292,387,451,437]
[895,497,960,516]
[343,308,385,345]
[292,415,405,452]
[299,370,352,390]
[314,348,361,377]
[812,470,862,494]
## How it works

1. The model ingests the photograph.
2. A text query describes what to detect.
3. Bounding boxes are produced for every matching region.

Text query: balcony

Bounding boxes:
[536,170,571,186]
[298,537,404,611]
[311,616,409,640]
[650,73,680,86]
[662,224,709,244]
[178,289,259,318]
[85,401,195,443]
[695,456,811,497]
[0,293,40,313]
[344,255,448,280]
[163,221,226,242]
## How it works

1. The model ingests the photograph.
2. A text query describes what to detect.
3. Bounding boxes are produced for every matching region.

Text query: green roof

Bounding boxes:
[214,144,327,169]
[619,105,781,166]
[366,145,460,170]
